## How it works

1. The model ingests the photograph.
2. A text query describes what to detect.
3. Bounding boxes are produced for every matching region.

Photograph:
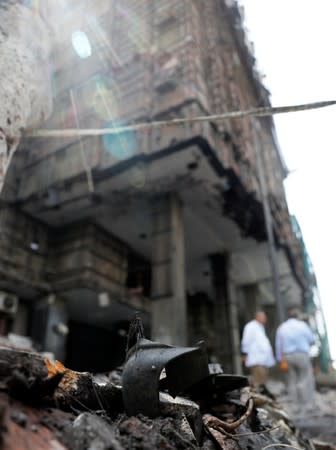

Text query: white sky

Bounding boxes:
[241,0,336,359]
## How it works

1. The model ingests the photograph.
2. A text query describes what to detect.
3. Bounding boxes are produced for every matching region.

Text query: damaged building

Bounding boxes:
[0,0,326,372]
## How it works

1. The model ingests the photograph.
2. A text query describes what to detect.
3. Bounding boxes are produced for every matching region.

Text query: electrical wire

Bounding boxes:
[25,100,336,139]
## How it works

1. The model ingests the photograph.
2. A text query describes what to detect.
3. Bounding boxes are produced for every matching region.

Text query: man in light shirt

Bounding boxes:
[275,308,315,411]
[241,311,275,387]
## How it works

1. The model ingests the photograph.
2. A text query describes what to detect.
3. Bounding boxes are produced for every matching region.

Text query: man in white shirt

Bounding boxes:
[241,311,275,387]
[275,308,315,412]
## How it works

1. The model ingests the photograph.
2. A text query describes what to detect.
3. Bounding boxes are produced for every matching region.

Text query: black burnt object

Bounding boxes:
[122,315,248,418]
[122,338,209,418]
[184,373,249,409]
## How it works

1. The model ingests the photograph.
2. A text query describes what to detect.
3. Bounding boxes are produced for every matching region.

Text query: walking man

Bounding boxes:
[241,311,275,388]
[275,308,315,412]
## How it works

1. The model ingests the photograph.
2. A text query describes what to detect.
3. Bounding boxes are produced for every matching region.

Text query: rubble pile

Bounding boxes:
[285,390,336,446]
[0,320,334,450]
[0,340,334,450]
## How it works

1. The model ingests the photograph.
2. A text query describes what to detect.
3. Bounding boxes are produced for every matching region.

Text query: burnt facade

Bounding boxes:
[1,0,306,372]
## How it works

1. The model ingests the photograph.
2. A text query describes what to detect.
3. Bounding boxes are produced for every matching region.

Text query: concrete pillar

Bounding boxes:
[187,293,212,344]
[12,303,29,336]
[227,277,242,374]
[263,304,277,349]
[242,284,260,323]
[31,294,68,361]
[151,194,187,345]
[210,254,241,373]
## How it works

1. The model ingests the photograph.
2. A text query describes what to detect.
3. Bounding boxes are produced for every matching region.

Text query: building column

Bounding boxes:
[241,284,260,323]
[31,294,68,361]
[263,303,277,350]
[151,194,187,345]
[227,276,242,374]
[210,254,241,373]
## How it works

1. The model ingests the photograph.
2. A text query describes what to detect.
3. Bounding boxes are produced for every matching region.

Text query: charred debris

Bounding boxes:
[0,316,333,450]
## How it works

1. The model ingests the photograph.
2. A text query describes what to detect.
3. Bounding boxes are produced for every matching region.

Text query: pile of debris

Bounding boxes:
[0,320,334,449]
[279,387,336,446]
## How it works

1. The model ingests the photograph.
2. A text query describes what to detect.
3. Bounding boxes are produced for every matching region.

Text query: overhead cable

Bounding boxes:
[26,100,336,138]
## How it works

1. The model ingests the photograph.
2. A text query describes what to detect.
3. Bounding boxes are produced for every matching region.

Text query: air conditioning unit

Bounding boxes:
[0,292,18,315]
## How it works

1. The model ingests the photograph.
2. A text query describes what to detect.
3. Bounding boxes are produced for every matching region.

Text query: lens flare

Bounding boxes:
[71,31,92,59]
[102,120,136,160]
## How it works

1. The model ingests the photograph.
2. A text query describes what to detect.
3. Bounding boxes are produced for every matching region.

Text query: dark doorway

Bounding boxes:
[65,320,127,372]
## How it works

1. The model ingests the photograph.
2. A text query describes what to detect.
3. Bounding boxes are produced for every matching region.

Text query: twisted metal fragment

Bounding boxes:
[204,397,254,432]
